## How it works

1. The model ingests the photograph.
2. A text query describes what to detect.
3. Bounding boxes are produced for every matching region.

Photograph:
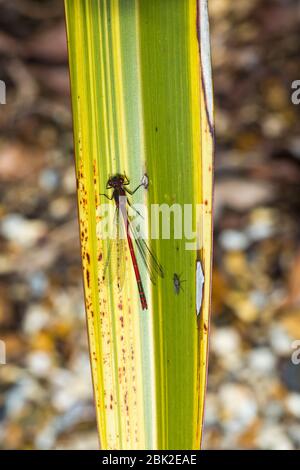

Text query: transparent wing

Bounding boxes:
[103,208,127,292]
[128,217,164,285]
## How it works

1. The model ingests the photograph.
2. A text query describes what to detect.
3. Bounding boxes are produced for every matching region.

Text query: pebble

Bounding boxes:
[285,394,300,418]
[269,325,294,357]
[51,357,93,413]
[263,401,284,421]
[219,230,250,251]
[55,431,99,450]
[287,424,300,446]
[256,424,294,450]
[248,348,276,375]
[39,168,60,192]
[63,167,77,194]
[5,377,43,418]
[26,351,53,377]
[35,403,95,449]
[28,271,49,297]
[214,180,273,219]
[249,290,268,310]
[49,197,72,220]
[35,423,56,450]
[289,137,300,158]
[23,304,50,335]
[246,209,276,242]
[203,394,219,427]
[1,214,47,248]
[231,295,259,323]
[210,328,242,370]
[219,383,257,433]
[262,114,286,138]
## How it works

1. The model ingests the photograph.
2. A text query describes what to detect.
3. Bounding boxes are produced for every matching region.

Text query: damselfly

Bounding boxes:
[100,174,164,310]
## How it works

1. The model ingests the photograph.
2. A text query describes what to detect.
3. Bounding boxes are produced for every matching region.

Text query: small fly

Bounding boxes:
[173,273,186,295]
[100,173,164,310]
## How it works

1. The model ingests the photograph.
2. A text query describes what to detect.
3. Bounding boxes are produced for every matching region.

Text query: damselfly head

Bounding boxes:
[107,173,129,189]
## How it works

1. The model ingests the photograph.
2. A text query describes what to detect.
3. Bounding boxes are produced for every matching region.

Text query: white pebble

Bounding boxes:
[51,360,93,413]
[204,394,219,427]
[219,383,257,433]
[269,325,294,356]
[219,230,249,251]
[246,220,274,241]
[26,351,52,377]
[29,272,49,297]
[285,394,300,418]
[1,214,46,247]
[256,424,294,450]
[5,377,41,417]
[211,327,241,357]
[248,348,276,374]
[23,304,50,335]
[63,167,76,194]
[39,168,59,192]
[49,197,71,219]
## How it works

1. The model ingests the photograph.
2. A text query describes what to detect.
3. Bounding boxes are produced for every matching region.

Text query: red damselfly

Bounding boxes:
[100,174,164,310]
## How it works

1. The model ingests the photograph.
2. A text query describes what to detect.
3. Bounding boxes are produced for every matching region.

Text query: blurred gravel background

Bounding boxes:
[0,0,300,450]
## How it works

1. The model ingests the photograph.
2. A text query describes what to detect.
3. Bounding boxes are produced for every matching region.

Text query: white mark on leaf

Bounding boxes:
[196,260,205,316]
